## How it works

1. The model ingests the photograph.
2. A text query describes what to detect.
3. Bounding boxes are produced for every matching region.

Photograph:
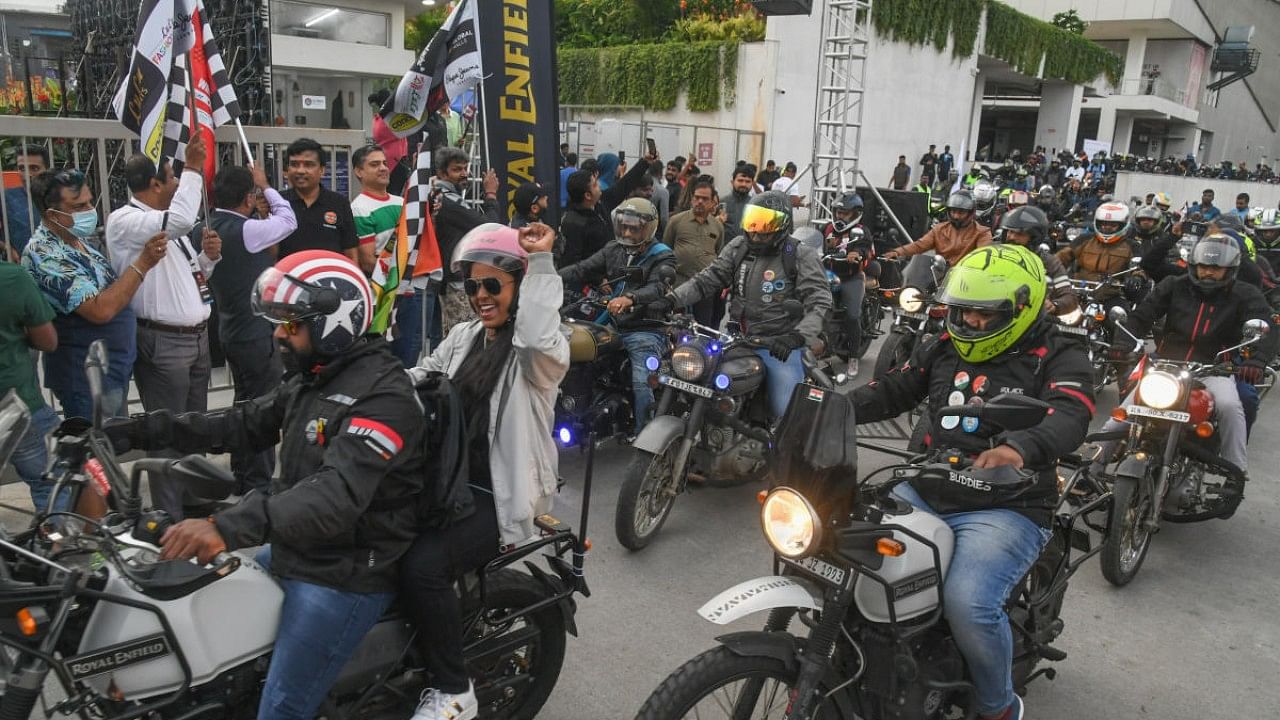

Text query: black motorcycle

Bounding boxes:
[0,342,590,720]
[819,236,884,365]
[873,254,948,378]
[635,389,1112,720]
[557,281,647,446]
[614,310,835,551]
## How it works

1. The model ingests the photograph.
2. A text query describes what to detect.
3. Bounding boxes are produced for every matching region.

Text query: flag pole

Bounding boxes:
[234,118,255,168]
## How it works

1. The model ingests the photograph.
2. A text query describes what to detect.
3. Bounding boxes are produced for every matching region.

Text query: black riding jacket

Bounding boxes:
[853,322,1095,526]
[558,240,677,331]
[126,338,425,593]
[1121,275,1278,365]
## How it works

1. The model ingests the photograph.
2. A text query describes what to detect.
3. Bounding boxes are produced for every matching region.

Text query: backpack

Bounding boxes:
[413,371,475,529]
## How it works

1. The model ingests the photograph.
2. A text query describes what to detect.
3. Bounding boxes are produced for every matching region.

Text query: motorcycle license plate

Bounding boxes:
[896,311,926,321]
[785,556,847,586]
[658,374,714,398]
[1126,405,1190,423]
[1056,324,1088,336]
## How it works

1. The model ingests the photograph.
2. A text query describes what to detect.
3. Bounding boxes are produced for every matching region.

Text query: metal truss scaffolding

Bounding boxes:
[808,0,872,226]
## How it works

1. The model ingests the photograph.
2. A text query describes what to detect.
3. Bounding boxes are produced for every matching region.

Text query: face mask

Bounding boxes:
[53,209,98,239]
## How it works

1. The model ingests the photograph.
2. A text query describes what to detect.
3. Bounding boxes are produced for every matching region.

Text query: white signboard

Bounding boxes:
[1082,138,1111,158]
[301,95,327,110]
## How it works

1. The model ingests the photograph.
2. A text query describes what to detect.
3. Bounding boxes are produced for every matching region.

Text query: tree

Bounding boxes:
[1052,10,1088,35]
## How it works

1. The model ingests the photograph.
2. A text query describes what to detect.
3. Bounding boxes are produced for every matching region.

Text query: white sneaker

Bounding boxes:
[410,682,478,720]
[846,358,859,378]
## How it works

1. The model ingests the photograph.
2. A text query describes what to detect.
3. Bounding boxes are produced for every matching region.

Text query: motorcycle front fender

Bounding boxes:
[698,575,824,626]
[716,630,803,674]
[1114,453,1150,482]
[632,414,687,455]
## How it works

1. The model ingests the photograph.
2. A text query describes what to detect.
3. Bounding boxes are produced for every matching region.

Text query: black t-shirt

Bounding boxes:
[458,332,495,492]
[280,187,359,257]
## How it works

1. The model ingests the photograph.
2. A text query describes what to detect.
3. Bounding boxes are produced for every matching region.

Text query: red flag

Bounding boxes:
[411,201,443,281]
[187,6,217,185]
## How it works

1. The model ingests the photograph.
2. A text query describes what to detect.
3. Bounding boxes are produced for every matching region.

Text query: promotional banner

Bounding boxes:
[382,0,481,138]
[476,1,560,225]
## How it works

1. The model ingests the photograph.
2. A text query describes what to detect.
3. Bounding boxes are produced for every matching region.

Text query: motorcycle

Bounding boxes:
[873,254,948,379]
[635,388,1112,720]
[614,309,836,551]
[1060,259,1147,394]
[0,341,590,720]
[1049,220,1087,251]
[1096,309,1269,587]
[818,232,885,365]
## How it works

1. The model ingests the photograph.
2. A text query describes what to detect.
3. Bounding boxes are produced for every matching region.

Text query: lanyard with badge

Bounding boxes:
[156,208,214,305]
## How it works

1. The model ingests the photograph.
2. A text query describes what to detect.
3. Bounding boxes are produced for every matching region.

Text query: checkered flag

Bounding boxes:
[161,1,241,171]
[404,146,444,288]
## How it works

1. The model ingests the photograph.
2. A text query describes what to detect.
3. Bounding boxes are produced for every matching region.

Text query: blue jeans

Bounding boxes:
[893,483,1051,717]
[753,347,805,419]
[10,405,68,513]
[55,384,127,423]
[621,331,666,431]
[838,275,865,355]
[389,289,424,368]
[255,548,394,720]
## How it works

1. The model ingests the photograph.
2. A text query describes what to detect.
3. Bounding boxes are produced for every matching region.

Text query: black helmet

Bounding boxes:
[831,193,864,232]
[1188,233,1241,295]
[1133,205,1164,238]
[1212,213,1245,233]
[999,206,1049,246]
[1036,185,1055,206]
[741,190,794,252]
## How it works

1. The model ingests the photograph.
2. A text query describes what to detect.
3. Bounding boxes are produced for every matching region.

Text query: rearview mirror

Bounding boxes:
[1243,318,1270,340]
[1037,243,1052,255]
[1129,256,1142,267]
[930,256,948,274]
[1107,306,1129,324]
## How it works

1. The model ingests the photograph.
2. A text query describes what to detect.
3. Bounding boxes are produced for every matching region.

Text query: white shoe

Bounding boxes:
[410,682,478,720]
[846,358,859,377]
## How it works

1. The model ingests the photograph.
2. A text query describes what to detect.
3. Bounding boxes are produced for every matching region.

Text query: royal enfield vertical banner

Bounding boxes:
[476,1,560,225]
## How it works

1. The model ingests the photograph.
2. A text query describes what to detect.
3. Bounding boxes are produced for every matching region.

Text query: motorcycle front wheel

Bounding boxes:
[1100,475,1154,586]
[615,442,682,551]
[635,646,852,720]
[872,332,914,378]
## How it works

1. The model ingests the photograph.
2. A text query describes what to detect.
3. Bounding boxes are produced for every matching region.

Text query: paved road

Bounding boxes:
[538,346,1280,719]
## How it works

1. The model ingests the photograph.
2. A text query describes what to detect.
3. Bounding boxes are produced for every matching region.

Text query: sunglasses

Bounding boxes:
[262,315,302,335]
[464,277,513,296]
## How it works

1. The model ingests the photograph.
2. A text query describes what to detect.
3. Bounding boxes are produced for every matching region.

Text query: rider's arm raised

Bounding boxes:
[512,252,570,392]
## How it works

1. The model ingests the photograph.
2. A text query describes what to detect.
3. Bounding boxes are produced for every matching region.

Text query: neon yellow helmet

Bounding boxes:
[937,244,1047,363]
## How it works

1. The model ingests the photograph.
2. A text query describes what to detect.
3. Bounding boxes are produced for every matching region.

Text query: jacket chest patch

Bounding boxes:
[305,417,328,445]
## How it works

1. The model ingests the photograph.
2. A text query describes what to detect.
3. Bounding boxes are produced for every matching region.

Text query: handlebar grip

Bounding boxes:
[210,551,240,575]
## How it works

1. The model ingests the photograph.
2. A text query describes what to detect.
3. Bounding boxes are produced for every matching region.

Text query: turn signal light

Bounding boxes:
[1195,422,1215,438]
[1111,407,1128,422]
[1094,311,1106,322]
[16,608,40,637]
[876,538,906,557]
[928,305,947,319]
[757,490,769,505]
[583,538,593,552]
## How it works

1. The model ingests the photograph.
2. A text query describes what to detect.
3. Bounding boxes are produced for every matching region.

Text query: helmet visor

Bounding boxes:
[252,267,323,324]
[741,204,789,234]
[1190,238,1241,268]
[612,207,655,246]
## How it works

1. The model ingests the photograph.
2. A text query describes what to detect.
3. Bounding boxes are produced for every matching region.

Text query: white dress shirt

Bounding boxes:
[105,170,219,326]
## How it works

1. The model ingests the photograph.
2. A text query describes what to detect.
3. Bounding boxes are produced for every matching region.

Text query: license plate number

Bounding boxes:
[1056,324,1088,336]
[787,556,847,585]
[896,311,926,321]
[659,375,714,398]
[1126,405,1190,422]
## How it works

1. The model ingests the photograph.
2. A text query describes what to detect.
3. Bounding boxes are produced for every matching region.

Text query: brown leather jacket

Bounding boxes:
[1056,232,1140,282]
[896,221,993,265]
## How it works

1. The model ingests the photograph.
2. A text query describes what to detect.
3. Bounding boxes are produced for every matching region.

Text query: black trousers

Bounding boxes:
[223,335,283,495]
[399,494,500,693]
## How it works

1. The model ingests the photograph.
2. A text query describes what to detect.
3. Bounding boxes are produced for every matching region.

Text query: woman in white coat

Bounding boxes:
[403,222,568,720]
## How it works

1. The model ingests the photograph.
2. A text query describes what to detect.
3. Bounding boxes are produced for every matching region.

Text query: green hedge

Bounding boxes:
[558,41,739,112]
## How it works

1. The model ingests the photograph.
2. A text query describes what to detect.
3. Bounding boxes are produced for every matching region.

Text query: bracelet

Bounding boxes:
[128,263,146,280]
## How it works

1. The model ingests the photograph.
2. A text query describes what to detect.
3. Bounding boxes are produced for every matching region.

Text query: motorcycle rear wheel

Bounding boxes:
[873,332,914,378]
[615,443,681,551]
[1100,477,1154,587]
[856,298,882,359]
[635,646,852,720]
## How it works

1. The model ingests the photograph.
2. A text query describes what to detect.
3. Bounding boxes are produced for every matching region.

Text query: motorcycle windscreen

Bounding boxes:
[772,383,858,520]
[0,390,31,470]
[901,253,942,291]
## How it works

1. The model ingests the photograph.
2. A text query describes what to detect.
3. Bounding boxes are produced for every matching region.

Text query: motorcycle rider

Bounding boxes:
[651,190,833,419]
[1035,185,1058,221]
[822,193,876,372]
[563,198,677,432]
[853,244,1095,720]
[1097,234,1277,509]
[997,206,1077,315]
[1250,208,1280,291]
[1056,202,1140,285]
[882,190,993,266]
[403,222,567,720]
[105,251,425,720]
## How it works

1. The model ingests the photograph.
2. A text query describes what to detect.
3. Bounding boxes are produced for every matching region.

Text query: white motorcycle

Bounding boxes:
[0,342,589,720]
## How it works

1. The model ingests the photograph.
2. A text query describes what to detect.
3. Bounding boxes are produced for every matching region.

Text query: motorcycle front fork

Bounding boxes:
[1142,430,1182,530]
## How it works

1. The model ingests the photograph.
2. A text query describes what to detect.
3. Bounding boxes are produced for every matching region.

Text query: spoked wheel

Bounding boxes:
[466,570,567,720]
[635,646,852,720]
[855,298,882,359]
[615,442,682,551]
[1100,476,1154,586]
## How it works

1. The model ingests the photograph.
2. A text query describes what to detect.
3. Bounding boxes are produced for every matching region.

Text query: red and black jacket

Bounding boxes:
[1122,275,1278,366]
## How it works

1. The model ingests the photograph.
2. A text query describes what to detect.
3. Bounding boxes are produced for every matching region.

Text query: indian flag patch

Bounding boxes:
[346,418,404,460]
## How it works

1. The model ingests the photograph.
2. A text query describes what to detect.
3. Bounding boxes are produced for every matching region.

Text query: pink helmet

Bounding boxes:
[450,223,528,275]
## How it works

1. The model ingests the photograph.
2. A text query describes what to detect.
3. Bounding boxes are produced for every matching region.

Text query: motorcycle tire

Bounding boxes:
[634,645,853,720]
[856,299,882,359]
[615,443,682,551]
[467,569,568,720]
[1100,476,1154,587]
[873,332,914,379]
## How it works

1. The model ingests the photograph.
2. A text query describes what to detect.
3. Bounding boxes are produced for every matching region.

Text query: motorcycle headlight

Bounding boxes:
[1058,307,1083,326]
[761,488,820,559]
[899,287,925,313]
[1137,371,1182,410]
[671,345,707,382]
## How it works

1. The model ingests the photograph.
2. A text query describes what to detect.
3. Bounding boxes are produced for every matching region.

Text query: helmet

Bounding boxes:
[936,244,1047,363]
[1153,192,1172,211]
[831,193,864,232]
[1037,185,1055,202]
[1247,206,1265,227]
[972,181,998,209]
[451,223,529,276]
[1092,202,1131,244]
[252,250,373,357]
[1007,190,1030,208]
[1016,167,1028,178]
[946,190,976,212]
[611,197,658,249]
[1254,208,1280,245]
[1187,233,1241,294]
[1132,205,1164,237]
[999,205,1049,246]
[1212,213,1244,233]
[741,190,794,251]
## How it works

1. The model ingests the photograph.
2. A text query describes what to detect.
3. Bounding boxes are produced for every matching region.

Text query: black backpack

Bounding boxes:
[413,371,475,529]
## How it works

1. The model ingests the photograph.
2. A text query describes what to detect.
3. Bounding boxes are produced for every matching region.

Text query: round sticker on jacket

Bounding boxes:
[761,294,774,303]
[940,415,961,430]
[962,417,980,433]
[968,396,984,406]
[763,269,776,281]
[953,371,970,389]
[773,279,786,290]
[762,282,775,293]
[973,375,989,394]
[323,211,338,225]
[947,390,965,406]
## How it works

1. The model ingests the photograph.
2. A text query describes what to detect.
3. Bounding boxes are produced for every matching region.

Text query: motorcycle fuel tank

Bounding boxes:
[562,320,623,363]
[718,349,766,396]
[854,507,955,624]
[75,549,284,699]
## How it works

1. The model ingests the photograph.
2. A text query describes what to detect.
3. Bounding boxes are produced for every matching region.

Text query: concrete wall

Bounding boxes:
[1113,170,1280,210]
[1193,0,1280,166]
[1001,0,1215,43]
[270,0,413,79]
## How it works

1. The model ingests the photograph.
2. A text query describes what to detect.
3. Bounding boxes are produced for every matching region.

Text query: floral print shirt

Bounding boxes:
[21,224,119,315]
